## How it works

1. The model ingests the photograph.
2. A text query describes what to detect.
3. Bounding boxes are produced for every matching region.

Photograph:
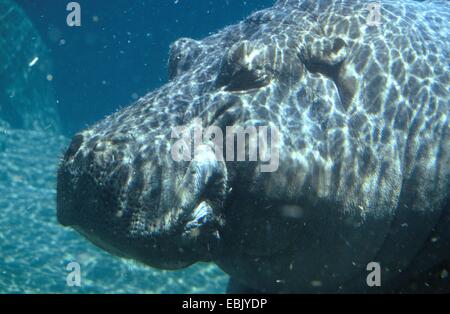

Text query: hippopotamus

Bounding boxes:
[56,0,449,292]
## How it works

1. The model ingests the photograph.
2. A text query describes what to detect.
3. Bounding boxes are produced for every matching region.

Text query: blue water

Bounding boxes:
[0,0,273,293]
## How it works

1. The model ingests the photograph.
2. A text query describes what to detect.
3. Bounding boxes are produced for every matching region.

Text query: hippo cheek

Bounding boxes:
[110,144,229,269]
[123,118,237,267]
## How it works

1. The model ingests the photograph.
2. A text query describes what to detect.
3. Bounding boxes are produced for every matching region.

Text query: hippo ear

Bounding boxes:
[168,38,202,80]
[300,37,355,109]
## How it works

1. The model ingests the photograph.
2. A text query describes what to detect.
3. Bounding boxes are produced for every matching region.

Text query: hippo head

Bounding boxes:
[57,3,349,271]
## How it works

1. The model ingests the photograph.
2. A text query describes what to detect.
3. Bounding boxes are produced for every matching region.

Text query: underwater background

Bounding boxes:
[0,0,273,293]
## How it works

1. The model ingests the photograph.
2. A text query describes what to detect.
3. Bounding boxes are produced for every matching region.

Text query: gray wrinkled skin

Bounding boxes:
[57,0,449,292]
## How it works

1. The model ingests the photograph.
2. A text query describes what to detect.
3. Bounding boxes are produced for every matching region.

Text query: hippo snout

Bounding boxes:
[56,126,227,269]
[56,133,85,227]
[57,132,135,235]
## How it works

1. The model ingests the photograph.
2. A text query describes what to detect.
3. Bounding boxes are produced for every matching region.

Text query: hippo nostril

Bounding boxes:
[65,133,84,159]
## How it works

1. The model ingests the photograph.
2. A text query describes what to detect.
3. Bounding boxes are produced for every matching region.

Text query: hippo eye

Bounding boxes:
[168,38,202,80]
[216,40,276,92]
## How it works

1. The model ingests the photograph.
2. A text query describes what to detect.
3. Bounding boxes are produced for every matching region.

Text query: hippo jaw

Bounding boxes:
[56,129,229,270]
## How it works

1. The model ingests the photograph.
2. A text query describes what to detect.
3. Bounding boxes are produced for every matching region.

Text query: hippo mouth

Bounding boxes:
[57,170,225,269]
